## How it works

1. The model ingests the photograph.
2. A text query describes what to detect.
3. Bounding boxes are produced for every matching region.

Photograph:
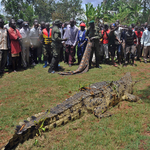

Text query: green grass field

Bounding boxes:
[0,60,150,150]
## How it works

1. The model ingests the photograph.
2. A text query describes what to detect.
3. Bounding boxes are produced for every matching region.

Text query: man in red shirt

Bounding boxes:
[8,19,22,72]
[134,27,143,60]
[101,24,110,63]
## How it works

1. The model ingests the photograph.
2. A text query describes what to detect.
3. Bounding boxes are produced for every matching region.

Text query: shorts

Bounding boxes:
[109,45,116,57]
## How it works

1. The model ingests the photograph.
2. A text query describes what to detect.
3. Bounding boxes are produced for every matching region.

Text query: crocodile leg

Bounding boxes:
[122,92,139,102]
[95,111,112,119]
[93,102,112,119]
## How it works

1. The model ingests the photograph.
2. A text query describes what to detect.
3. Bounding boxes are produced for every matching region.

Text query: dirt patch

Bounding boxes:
[0,130,12,148]
[111,101,133,115]
[139,140,147,150]
[142,119,150,137]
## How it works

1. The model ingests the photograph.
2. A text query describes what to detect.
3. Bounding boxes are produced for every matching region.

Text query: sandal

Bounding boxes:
[113,63,118,67]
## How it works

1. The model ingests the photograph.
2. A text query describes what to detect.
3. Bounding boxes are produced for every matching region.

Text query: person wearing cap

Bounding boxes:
[17,19,24,31]
[77,22,87,64]
[20,22,30,69]
[63,18,78,67]
[48,19,67,73]
[41,22,52,68]
[86,20,102,69]
[0,18,10,74]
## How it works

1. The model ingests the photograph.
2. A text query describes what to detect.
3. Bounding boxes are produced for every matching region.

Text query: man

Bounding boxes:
[101,24,110,62]
[114,21,124,65]
[77,22,87,64]
[124,26,137,66]
[38,21,45,63]
[0,18,10,74]
[17,19,23,31]
[17,19,23,68]
[141,25,150,63]
[108,24,118,67]
[86,20,102,69]
[29,22,39,66]
[63,18,78,67]
[8,19,22,72]
[42,22,52,68]
[48,19,67,73]
[20,22,30,69]
[134,27,143,61]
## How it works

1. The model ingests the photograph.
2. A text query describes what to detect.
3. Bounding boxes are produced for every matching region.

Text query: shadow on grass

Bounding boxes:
[137,86,150,104]
[0,73,4,78]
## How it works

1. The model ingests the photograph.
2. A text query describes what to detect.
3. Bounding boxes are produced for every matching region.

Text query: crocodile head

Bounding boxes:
[119,72,133,94]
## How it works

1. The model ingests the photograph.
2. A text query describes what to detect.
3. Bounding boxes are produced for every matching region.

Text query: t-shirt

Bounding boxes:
[79,31,84,41]
[114,27,123,41]
[134,31,143,45]
[101,29,110,44]
[108,31,116,46]
[125,31,137,46]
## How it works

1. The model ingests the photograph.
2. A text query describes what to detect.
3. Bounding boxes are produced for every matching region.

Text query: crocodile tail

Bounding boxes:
[1,100,85,150]
[120,72,132,83]
[58,41,92,75]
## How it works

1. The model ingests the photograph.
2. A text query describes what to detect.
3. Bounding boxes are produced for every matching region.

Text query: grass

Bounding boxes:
[0,59,150,150]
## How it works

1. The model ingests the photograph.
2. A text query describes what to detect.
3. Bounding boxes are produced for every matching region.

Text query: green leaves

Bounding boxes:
[85,0,150,25]
[52,0,84,22]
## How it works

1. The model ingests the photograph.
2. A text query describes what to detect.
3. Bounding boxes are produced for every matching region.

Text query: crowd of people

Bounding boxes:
[0,17,150,74]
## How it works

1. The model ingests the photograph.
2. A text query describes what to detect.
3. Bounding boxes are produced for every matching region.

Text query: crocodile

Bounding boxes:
[1,72,140,150]
[58,41,92,75]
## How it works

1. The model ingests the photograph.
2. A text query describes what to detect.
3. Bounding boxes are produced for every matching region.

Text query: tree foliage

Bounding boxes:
[52,0,84,22]
[85,0,150,26]
[1,0,38,25]
[1,0,83,24]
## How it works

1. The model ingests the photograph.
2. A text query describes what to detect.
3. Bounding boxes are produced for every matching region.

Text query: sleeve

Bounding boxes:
[19,29,23,37]
[77,31,79,42]
[54,29,62,42]
[134,32,137,39]
[17,30,22,38]
[29,29,33,45]
[7,30,11,50]
[94,27,101,39]
[63,27,68,39]
[29,29,33,37]
[85,28,89,39]
[73,28,79,46]
[39,30,43,42]
[84,30,88,41]
[141,31,145,45]
[8,29,18,40]
[108,31,112,40]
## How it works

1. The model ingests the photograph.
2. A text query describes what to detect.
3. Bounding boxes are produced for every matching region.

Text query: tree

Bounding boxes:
[52,0,84,23]
[2,0,83,24]
[1,0,38,25]
[33,0,55,22]
[84,0,150,26]
[85,3,96,25]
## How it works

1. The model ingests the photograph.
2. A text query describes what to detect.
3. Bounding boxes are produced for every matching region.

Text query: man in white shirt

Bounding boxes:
[114,22,123,65]
[0,18,10,74]
[141,25,150,63]
[20,22,30,69]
